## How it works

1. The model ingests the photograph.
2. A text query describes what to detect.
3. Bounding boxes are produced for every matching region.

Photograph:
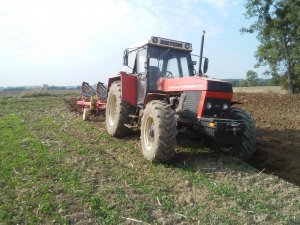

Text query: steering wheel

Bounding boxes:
[165,71,174,78]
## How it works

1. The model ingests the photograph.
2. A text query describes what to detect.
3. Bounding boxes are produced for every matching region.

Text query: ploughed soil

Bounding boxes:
[67,93,300,186]
[233,93,300,186]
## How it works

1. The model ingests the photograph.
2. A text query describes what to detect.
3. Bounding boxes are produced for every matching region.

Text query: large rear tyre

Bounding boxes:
[213,108,256,161]
[141,101,177,163]
[106,82,135,137]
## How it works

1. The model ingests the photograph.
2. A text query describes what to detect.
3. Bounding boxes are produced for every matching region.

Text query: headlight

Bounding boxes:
[206,102,212,110]
[222,103,228,110]
[152,37,158,43]
[184,43,191,49]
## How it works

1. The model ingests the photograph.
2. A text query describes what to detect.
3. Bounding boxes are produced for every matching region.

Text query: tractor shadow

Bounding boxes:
[248,128,300,186]
[122,128,300,186]
[169,137,256,176]
[169,128,300,187]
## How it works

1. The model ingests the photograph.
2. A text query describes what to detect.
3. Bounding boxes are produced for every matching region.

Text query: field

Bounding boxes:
[0,92,299,224]
[233,86,288,94]
[0,89,81,97]
[233,93,300,186]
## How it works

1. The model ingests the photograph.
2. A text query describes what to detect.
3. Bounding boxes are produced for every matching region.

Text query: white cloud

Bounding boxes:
[0,0,125,60]
[0,0,248,86]
[0,0,223,62]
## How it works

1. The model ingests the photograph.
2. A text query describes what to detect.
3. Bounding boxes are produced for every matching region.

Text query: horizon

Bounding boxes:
[0,78,274,89]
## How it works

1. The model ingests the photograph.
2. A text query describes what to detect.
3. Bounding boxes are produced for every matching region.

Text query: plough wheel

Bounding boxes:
[83,108,90,121]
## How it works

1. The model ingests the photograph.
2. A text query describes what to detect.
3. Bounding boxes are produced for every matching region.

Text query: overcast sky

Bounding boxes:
[0,0,261,87]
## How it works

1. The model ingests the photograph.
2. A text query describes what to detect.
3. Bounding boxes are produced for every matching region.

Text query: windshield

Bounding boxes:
[148,45,193,78]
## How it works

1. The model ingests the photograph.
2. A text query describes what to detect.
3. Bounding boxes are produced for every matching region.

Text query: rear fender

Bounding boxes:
[108,72,137,107]
[144,93,166,106]
[108,76,120,90]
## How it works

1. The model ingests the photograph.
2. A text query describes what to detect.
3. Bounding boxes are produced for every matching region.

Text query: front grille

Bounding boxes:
[178,91,201,120]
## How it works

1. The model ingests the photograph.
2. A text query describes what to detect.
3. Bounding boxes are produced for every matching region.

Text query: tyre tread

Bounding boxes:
[141,100,177,162]
[106,82,135,137]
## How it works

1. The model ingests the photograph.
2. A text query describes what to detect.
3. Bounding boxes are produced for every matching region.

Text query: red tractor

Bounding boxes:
[105,33,256,162]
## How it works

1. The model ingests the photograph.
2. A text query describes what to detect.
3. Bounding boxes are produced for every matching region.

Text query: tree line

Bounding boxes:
[242,0,300,93]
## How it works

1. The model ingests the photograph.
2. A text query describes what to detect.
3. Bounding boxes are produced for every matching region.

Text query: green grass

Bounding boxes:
[0,95,299,224]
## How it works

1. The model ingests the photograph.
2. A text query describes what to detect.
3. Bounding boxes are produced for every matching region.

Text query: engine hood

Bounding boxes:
[157,77,233,93]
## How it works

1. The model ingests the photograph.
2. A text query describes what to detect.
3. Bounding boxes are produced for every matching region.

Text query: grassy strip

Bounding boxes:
[49,102,300,223]
[70,99,300,224]
[0,114,65,224]
[19,105,178,223]
[0,113,122,224]
[0,95,299,224]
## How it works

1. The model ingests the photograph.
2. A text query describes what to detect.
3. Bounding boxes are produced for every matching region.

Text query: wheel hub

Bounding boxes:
[219,145,233,152]
[144,116,155,151]
[108,94,117,126]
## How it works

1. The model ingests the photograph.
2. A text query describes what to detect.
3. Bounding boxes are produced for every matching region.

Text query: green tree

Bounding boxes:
[246,70,259,86]
[241,0,300,93]
[240,80,250,87]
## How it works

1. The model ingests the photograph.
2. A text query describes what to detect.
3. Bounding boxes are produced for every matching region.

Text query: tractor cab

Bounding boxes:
[123,37,203,99]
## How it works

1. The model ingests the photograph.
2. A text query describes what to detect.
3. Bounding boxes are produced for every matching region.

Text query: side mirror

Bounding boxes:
[193,69,196,75]
[203,58,209,74]
[123,49,129,66]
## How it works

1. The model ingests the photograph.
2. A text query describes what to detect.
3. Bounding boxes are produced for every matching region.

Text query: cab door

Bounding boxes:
[136,48,147,105]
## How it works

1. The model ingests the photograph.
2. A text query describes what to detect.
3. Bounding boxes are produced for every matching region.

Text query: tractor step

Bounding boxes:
[128,114,140,118]
[124,123,140,130]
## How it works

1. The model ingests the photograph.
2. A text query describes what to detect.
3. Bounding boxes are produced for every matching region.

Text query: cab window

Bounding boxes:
[137,48,146,74]
[166,58,180,77]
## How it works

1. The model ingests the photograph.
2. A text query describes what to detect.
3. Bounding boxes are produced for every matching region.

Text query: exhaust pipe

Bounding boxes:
[198,30,206,76]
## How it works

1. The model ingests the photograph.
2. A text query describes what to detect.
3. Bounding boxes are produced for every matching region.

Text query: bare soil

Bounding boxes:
[65,98,81,113]
[66,93,300,186]
[233,86,288,94]
[233,93,300,186]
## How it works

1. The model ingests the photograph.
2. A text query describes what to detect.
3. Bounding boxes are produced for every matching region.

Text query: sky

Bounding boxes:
[0,0,262,87]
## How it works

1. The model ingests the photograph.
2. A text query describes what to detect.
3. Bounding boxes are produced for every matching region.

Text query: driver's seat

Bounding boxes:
[148,66,160,91]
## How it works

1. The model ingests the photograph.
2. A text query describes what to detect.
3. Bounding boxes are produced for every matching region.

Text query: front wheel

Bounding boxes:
[141,101,177,163]
[213,108,256,161]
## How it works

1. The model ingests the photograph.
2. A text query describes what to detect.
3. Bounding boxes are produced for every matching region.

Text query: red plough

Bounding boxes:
[76,82,107,120]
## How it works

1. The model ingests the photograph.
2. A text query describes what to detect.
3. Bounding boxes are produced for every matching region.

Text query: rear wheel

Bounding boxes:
[213,108,256,160]
[141,101,177,162]
[106,81,135,137]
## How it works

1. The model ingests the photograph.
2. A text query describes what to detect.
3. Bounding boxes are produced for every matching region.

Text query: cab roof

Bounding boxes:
[129,36,193,52]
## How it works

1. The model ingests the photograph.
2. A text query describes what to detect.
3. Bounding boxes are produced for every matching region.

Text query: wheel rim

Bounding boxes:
[83,108,89,120]
[144,115,155,151]
[83,108,86,120]
[108,94,117,126]
[219,145,233,152]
